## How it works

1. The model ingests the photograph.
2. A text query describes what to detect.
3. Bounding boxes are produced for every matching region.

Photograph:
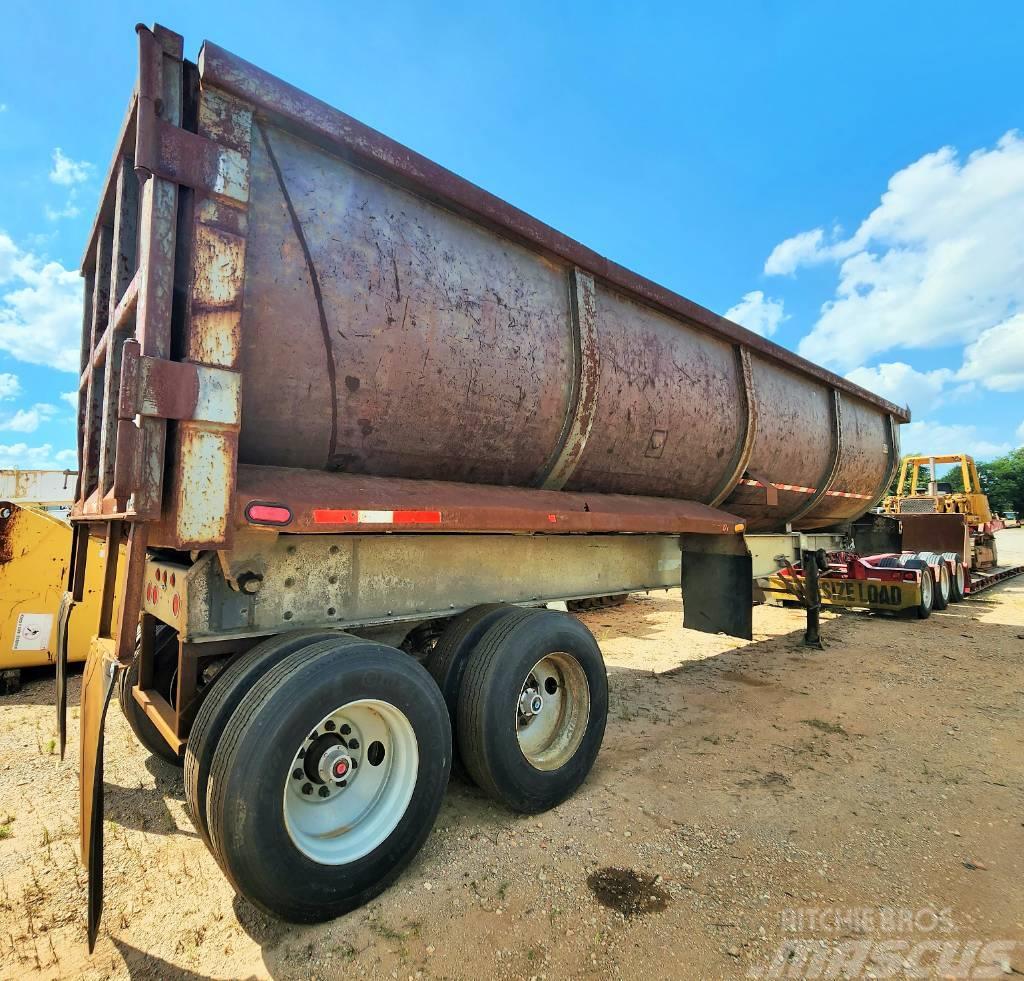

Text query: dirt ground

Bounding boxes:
[1,531,1022,980]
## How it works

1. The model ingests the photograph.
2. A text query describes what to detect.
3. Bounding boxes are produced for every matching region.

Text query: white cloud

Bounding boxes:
[899,419,1010,462]
[723,290,787,338]
[1017,419,1024,444]
[764,228,828,276]
[0,232,82,372]
[60,391,77,409]
[845,362,954,414]
[0,443,76,469]
[0,373,19,400]
[44,201,81,222]
[958,312,1024,392]
[0,104,7,114]
[49,148,92,186]
[764,131,1024,372]
[0,403,58,434]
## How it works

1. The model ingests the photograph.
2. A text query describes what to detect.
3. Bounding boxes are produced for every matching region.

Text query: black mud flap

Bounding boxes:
[681,533,753,640]
[56,591,74,760]
[80,641,118,952]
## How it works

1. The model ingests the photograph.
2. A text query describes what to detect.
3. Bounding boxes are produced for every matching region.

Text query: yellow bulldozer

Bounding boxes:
[882,453,999,570]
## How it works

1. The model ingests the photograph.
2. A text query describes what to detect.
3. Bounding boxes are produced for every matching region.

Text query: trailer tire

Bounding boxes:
[184,629,358,852]
[940,553,966,602]
[424,604,517,783]
[932,562,950,610]
[901,561,934,619]
[118,626,183,767]
[207,638,450,922]
[457,608,607,814]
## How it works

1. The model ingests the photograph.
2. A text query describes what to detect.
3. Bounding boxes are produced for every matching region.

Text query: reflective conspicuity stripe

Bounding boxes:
[823,489,873,500]
[738,478,872,501]
[738,478,817,495]
[312,508,442,525]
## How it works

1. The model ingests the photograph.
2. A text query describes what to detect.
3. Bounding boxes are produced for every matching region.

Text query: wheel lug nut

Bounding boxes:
[302,783,313,795]
[325,720,336,731]
[292,768,303,780]
[340,724,351,735]
[318,786,330,798]
[348,738,359,750]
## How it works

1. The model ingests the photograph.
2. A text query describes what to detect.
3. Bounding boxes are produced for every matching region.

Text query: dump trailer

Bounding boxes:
[57,24,908,949]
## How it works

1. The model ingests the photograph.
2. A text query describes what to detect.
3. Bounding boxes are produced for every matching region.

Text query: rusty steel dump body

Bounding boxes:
[73,27,906,552]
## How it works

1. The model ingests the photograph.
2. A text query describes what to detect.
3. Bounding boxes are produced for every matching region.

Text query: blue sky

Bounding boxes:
[1,2,1022,471]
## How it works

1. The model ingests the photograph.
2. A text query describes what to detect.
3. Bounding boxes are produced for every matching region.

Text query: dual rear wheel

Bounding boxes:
[180,607,606,921]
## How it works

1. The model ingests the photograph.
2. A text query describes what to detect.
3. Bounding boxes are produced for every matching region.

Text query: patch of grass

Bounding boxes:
[800,718,847,736]
[45,738,56,756]
[497,880,510,902]
[0,825,12,840]
[368,919,404,942]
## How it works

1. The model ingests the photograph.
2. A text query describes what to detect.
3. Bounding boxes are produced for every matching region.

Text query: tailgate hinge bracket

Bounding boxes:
[118,339,241,426]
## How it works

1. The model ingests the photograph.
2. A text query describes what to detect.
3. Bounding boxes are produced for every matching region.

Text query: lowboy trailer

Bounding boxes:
[56,24,909,949]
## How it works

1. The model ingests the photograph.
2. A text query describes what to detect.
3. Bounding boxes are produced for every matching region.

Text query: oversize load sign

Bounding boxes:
[819,579,908,609]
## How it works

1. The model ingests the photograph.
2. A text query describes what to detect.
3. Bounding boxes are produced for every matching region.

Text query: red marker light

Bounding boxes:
[246,502,293,526]
[172,594,181,617]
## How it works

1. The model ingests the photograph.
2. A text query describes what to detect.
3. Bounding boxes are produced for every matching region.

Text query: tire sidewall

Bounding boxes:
[470,614,607,813]
[917,568,934,619]
[217,645,450,920]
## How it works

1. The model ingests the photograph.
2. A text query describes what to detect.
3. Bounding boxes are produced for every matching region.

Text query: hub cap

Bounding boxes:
[938,564,950,603]
[921,571,933,608]
[283,699,418,865]
[516,652,590,771]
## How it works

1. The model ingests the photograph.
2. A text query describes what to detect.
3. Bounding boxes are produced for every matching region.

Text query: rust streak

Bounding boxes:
[258,121,339,465]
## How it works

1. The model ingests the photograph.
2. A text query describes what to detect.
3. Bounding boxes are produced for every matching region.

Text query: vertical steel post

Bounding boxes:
[802,549,823,649]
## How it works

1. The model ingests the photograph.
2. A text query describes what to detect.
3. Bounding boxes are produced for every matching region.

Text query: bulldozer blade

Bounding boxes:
[80,639,118,952]
[55,591,74,760]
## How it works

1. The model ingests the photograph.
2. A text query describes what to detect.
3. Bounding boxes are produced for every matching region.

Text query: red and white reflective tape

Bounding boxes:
[738,478,816,495]
[739,479,872,501]
[312,508,442,525]
[824,489,873,500]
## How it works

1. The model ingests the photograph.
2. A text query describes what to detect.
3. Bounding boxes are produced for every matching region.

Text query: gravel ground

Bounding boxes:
[1,529,1022,980]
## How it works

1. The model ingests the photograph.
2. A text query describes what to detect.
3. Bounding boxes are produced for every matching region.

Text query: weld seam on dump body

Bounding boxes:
[787,389,843,525]
[539,269,599,490]
[257,120,339,465]
[198,39,907,423]
[709,347,757,508]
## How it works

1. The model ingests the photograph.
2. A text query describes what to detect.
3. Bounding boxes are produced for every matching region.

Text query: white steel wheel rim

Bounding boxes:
[283,699,418,865]
[955,564,965,594]
[938,565,950,602]
[921,571,933,609]
[516,652,590,771]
